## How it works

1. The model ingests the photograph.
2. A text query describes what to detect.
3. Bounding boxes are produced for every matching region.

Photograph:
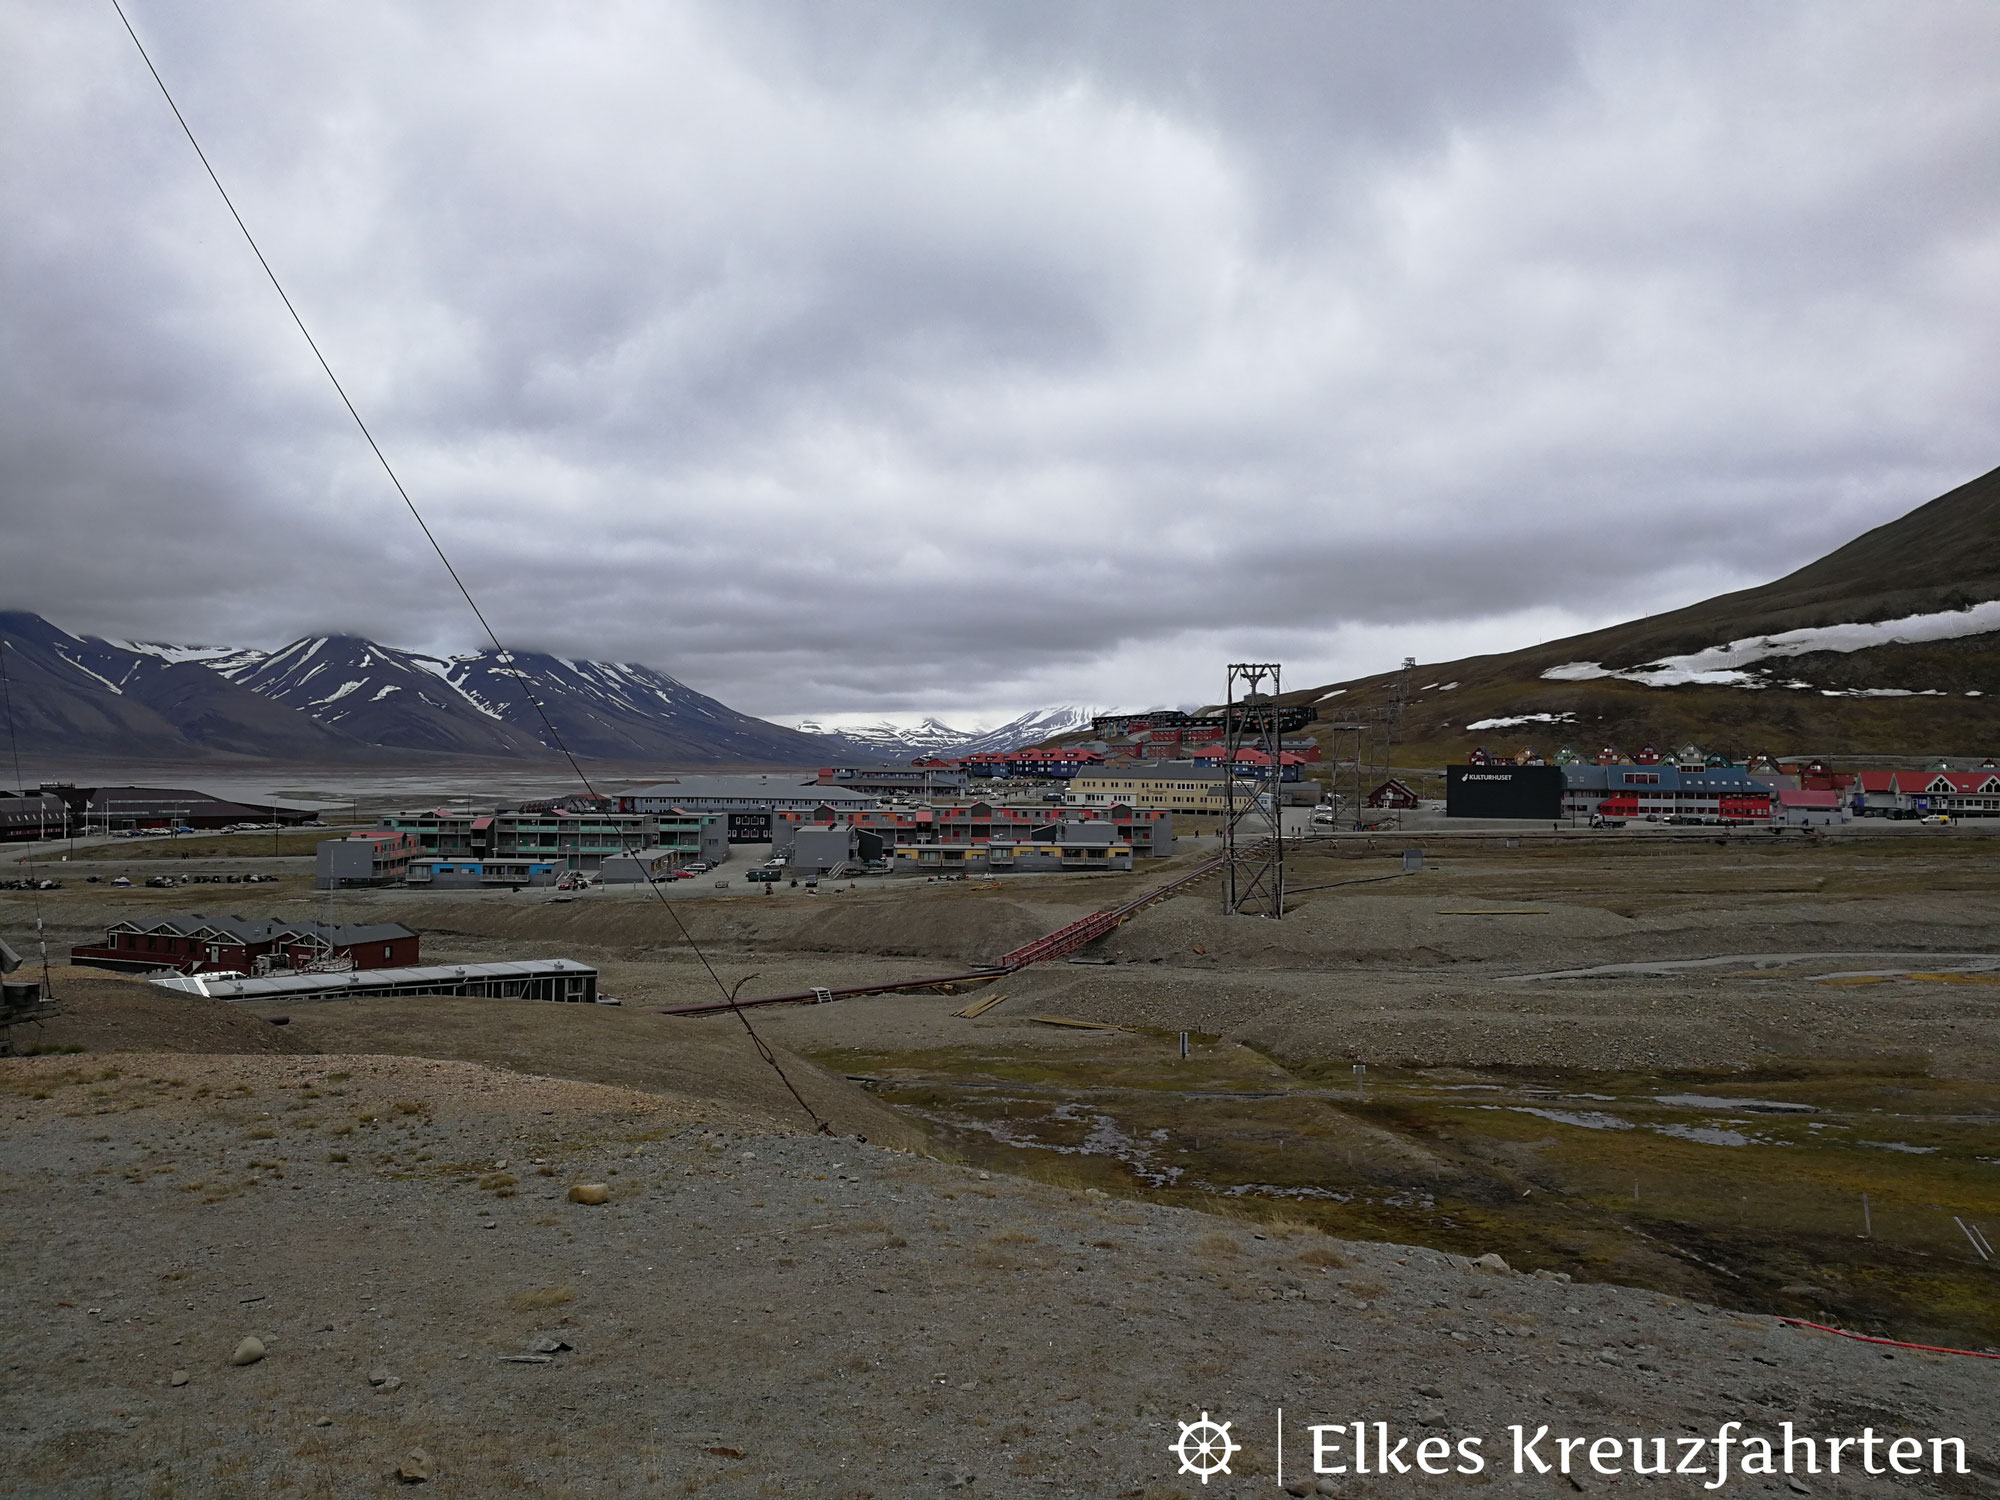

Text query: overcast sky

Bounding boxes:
[4,2,1997,727]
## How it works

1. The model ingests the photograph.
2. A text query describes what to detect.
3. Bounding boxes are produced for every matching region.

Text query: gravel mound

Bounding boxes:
[21,970,311,1057]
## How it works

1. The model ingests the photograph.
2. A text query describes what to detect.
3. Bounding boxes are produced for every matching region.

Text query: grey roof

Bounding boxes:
[620,776,875,803]
[1076,763,1228,781]
[153,958,593,1002]
[819,765,965,775]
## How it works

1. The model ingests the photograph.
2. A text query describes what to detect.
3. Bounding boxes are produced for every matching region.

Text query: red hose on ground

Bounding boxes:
[1778,1317,2000,1361]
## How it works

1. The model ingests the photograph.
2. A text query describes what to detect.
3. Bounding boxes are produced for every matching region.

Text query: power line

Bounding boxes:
[109,1,830,1134]
[0,640,55,998]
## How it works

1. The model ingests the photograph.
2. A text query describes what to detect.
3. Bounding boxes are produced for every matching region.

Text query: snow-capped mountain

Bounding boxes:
[794,717,974,757]
[437,648,841,763]
[0,614,367,762]
[6,609,1099,768]
[112,640,266,671]
[2,616,867,766]
[794,706,1097,761]
[217,636,551,758]
[212,635,850,764]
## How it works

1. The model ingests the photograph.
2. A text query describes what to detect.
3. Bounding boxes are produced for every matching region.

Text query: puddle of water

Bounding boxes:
[1509,1107,1634,1131]
[1215,1182,1352,1202]
[1562,1093,1616,1102]
[905,1094,1442,1209]
[1650,1122,1753,1147]
[1859,1140,1937,1155]
[905,1099,1189,1186]
[1655,1093,1817,1114]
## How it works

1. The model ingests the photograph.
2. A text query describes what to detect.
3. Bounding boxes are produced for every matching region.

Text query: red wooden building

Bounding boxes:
[1365,778,1421,810]
[71,913,420,976]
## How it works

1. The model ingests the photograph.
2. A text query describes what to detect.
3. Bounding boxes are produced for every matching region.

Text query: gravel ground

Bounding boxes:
[1,1053,1991,1499]
[744,946,2000,1082]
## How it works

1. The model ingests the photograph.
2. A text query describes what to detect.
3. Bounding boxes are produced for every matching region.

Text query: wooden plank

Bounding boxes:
[1025,1014,1126,1031]
[951,993,1008,1019]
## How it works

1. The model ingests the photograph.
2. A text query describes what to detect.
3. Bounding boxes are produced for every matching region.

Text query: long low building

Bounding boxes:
[890,835,1133,875]
[0,791,70,842]
[38,784,324,833]
[377,806,721,870]
[787,800,1175,858]
[405,857,564,889]
[613,776,876,842]
[815,765,968,797]
[1857,769,2000,818]
[151,958,597,1005]
[1068,764,1232,814]
[1560,764,1776,822]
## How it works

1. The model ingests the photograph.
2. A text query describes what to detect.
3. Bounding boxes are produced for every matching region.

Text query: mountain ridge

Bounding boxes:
[0,616,877,768]
[0,615,1082,769]
[1269,463,2000,762]
[792,707,1096,761]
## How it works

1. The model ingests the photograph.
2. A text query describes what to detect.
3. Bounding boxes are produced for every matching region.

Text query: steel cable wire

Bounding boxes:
[109,0,830,1133]
[0,640,55,1000]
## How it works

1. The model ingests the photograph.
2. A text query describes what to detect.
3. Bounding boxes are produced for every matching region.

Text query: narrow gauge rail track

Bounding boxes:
[658,840,1266,1018]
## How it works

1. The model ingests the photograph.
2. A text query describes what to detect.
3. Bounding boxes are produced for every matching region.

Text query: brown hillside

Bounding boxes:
[1054,465,2000,764]
[1285,463,2000,762]
[1543,462,2000,670]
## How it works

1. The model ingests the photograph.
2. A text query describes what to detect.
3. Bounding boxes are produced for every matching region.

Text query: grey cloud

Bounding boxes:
[2,0,1997,721]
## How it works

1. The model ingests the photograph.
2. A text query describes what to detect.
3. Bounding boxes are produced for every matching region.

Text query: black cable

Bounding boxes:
[110,1,830,1133]
[0,640,55,997]
[1281,870,1409,897]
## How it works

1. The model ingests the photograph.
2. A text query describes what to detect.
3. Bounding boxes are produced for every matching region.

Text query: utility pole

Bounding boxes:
[1222,663,1286,918]
[1387,657,1414,761]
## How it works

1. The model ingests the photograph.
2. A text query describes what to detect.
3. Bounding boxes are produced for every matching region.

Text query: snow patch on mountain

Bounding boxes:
[1544,600,2000,688]
[793,707,1098,760]
[1465,712,1577,730]
[112,640,256,667]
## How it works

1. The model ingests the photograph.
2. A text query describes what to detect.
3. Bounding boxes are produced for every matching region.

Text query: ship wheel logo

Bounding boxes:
[1169,1411,1240,1484]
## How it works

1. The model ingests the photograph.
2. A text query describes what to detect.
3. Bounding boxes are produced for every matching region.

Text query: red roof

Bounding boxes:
[1937,771,2000,793]
[1776,788,1839,809]
[1857,770,2000,795]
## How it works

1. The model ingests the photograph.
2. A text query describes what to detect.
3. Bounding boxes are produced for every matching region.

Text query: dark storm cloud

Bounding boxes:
[2,0,1997,722]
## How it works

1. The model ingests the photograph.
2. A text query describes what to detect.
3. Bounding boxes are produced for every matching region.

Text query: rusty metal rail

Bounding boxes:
[660,842,1255,1018]
[988,842,1248,970]
[658,965,1008,1017]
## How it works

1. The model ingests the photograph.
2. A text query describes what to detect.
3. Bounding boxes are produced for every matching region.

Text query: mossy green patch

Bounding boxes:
[811,1037,2000,1347]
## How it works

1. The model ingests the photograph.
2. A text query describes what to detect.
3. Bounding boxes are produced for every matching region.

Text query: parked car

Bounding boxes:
[685,862,710,873]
